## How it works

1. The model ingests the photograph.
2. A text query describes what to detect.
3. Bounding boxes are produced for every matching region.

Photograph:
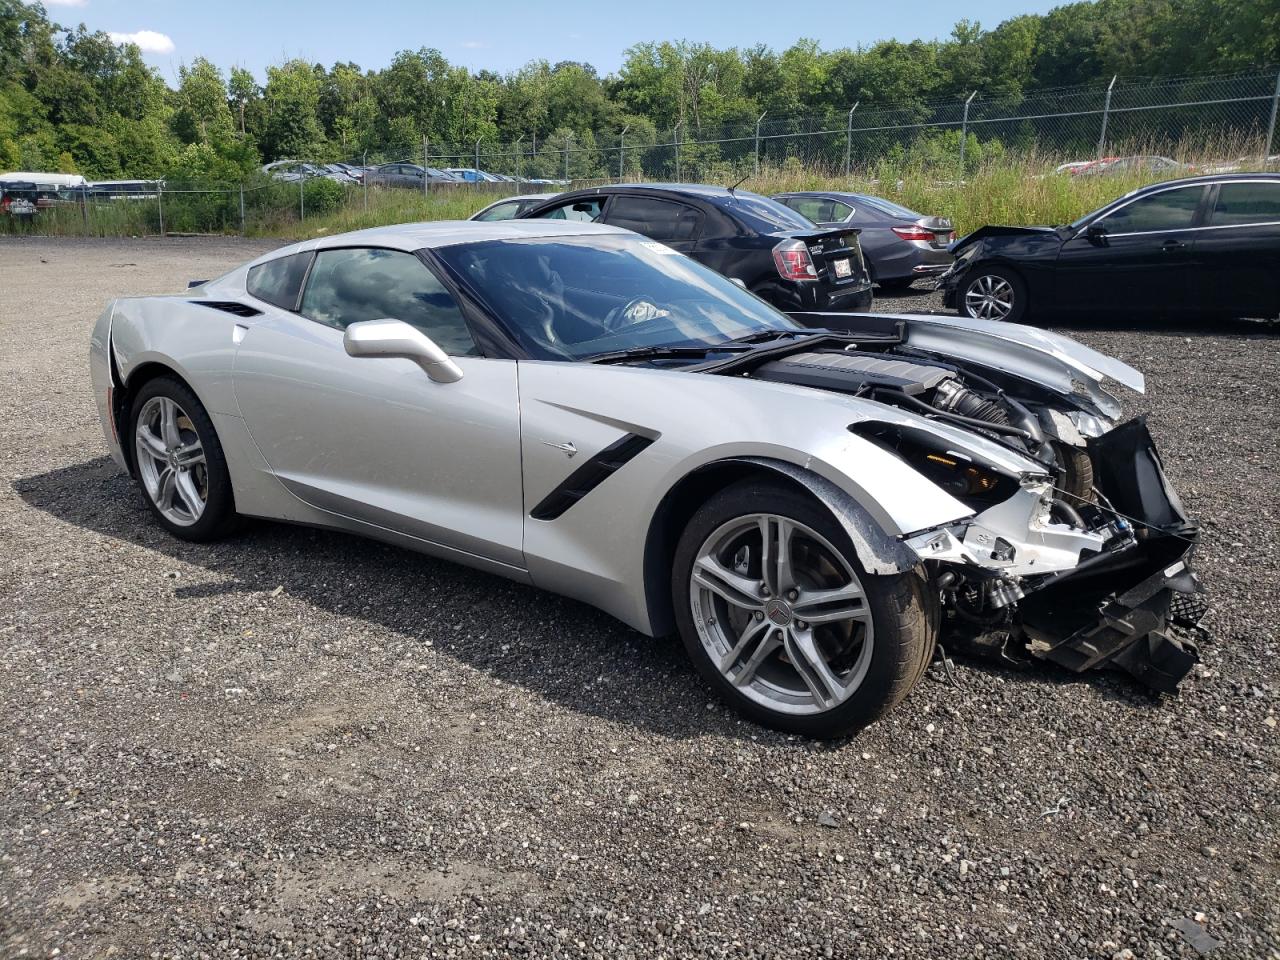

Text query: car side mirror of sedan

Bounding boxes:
[1085,223,1108,242]
[343,319,464,383]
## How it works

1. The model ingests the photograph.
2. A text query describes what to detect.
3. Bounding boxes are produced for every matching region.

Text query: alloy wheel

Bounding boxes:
[964,274,1015,320]
[134,396,207,526]
[689,513,875,716]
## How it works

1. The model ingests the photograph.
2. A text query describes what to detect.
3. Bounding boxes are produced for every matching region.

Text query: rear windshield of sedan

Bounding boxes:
[434,234,801,360]
[726,192,816,231]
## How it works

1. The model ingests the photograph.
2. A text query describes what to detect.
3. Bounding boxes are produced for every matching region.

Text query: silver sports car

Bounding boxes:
[89,220,1204,737]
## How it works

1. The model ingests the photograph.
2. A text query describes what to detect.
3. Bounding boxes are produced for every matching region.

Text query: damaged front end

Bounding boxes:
[902,417,1205,692]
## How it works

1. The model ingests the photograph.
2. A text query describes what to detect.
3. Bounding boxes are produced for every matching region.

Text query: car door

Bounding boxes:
[1191,180,1280,318]
[1055,184,1208,315]
[602,194,704,254]
[233,246,526,570]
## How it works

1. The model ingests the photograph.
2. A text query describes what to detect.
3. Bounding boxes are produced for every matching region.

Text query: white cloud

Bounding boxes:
[460,40,487,49]
[45,0,89,6]
[107,30,175,54]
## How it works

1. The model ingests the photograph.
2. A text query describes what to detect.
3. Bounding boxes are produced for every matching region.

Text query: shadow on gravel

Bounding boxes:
[14,456,741,741]
[16,456,1163,738]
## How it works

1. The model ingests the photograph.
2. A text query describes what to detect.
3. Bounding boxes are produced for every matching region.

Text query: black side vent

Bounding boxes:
[531,434,655,521]
[191,300,263,318]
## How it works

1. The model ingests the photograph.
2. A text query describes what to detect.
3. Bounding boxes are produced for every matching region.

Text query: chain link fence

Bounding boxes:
[5,68,1278,238]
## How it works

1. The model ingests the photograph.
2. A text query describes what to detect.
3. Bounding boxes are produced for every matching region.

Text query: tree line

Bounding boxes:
[1,0,1276,184]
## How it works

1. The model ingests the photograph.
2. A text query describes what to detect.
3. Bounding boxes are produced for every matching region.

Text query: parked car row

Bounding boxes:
[260,160,568,189]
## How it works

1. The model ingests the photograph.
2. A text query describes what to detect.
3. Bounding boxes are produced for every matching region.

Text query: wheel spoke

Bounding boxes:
[158,397,182,448]
[174,470,204,517]
[693,555,765,611]
[759,516,796,596]
[156,467,177,510]
[732,625,782,688]
[136,425,167,460]
[719,616,772,673]
[782,627,846,708]
[793,581,870,626]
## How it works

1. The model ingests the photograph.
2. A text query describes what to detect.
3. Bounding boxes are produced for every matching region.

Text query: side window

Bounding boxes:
[784,197,830,222]
[299,247,477,356]
[1098,187,1204,233]
[606,195,702,242]
[246,252,312,310]
[474,200,519,222]
[537,198,604,222]
[830,200,854,220]
[1210,182,1280,226]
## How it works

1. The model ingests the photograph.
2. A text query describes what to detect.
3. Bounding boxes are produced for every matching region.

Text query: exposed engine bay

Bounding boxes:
[721,317,1207,692]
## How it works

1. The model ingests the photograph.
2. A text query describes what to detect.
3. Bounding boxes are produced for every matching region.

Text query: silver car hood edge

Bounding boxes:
[868,312,1145,400]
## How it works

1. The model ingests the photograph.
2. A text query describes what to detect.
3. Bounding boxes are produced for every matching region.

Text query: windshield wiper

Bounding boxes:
[585,344,747,365]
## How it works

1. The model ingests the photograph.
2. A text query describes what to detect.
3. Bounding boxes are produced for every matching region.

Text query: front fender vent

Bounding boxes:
[531,433,654,521]
[191,300,263,318]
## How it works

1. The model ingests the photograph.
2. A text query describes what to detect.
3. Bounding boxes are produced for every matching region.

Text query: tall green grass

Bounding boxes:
[2,147,1268,241]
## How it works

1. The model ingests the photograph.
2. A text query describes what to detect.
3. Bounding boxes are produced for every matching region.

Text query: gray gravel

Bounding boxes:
[1,235,1278,959]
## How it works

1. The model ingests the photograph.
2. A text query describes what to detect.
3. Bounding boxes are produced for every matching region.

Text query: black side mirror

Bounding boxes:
[1085,223,1108,242]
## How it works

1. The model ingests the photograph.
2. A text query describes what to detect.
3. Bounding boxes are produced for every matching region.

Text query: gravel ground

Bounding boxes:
[1,235,1278,960]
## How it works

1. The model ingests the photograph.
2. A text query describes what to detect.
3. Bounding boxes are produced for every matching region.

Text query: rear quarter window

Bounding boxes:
[246,252,312,310]
[1211,182,1280,225]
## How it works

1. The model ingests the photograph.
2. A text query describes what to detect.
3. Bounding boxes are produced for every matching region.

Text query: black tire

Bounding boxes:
[671,480,935,738]
[958,265,1029,324]
[877,276,916,292]
[128,376,239,542]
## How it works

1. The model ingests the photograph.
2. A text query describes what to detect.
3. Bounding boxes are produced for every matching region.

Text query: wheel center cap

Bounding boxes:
[764,598,793,627]
[166,451,179,470]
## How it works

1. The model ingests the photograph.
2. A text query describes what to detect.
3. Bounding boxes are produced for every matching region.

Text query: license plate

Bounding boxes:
[832,258,852,279]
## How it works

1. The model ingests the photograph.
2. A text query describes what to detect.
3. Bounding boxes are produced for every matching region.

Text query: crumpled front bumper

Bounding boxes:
[1015,418,1204,692]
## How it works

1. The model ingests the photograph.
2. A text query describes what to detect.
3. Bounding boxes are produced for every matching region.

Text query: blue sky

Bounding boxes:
[43,0,1068,85]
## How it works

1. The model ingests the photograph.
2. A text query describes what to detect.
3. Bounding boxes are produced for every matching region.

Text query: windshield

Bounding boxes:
[434,234,800,360]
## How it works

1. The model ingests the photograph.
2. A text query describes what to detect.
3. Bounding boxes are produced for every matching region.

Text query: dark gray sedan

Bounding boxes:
[772,192,954,290]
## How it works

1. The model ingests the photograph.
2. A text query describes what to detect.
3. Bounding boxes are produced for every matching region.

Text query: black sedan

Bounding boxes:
[940,174,1280,324]
[519,184,874,313]
[772,191,955,289]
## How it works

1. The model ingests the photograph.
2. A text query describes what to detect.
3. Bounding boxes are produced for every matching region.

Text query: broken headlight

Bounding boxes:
[851,422,1019,510]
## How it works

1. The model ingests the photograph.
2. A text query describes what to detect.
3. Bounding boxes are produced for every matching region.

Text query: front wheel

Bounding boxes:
[129,376,239,541]
[671,481,935,738]
[959,266,1028,323]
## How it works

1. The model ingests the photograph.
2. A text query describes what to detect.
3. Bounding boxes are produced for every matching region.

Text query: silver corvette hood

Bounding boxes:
[803,312,1142,417]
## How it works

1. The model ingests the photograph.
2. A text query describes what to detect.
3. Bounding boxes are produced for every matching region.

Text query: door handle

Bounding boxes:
[1161,239,1186,251]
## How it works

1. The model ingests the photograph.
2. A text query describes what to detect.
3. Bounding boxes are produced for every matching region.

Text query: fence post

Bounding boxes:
[959,91,976,170]
[514,136,523,186]
[1265,70,1280,159]
[157,185,165,236]
[362,150,368,212]
[299,173,304,222]
[239,184,245,235]
[475,139,481,172]
[754,111,767,177]
[563,135,571,182]
[619,125,629,179]
[844,102,859,176]
[424,136,430,197]
[1098,75,1117,159]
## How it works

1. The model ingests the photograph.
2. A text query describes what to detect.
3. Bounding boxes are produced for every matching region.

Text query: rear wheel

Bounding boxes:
[959,266,1028,323]
[671,481,934,738]
[129,376,239,541]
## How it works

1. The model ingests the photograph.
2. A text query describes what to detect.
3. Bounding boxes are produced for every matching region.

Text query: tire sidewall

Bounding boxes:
[960,265,1028,324]
[671,480,927,738]
[128,376,236,541]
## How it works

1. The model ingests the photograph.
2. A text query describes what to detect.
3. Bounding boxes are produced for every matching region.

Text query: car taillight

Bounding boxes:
[891,226,935,241]
[772,239,817,281]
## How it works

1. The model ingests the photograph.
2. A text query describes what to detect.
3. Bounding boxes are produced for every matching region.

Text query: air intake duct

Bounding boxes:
[931,378,1012,427]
